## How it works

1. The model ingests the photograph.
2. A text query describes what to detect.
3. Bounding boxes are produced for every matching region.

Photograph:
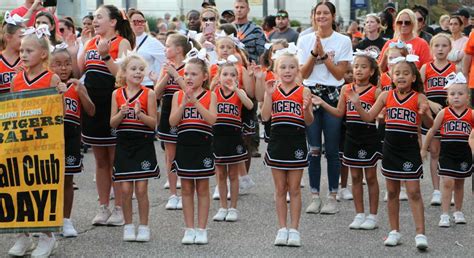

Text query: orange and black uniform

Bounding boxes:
[264,84,308,170]
[172,90,215,179]
[213,86,247,164]
[11,70,54,92]
[382,89,423,180]
[380,72,393,92]
[82,35,124,146]
[0,53,21,94]
[438,107,473,178]
[64,83,83,174]
[341,84,381,168]
[113,86,159,182]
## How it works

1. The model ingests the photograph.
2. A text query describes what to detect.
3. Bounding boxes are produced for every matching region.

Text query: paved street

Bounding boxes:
[1,140,473,256]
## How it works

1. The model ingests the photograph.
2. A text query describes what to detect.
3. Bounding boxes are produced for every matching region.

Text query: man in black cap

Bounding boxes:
[269,10,299,43]
[221,10,235,23]
[202,0,216,8]
[454,9,473,36]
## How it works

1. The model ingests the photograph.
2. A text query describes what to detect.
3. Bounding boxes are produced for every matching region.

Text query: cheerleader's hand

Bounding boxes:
[164,62,179,78]
[149,71,159,84]
[419,101,430,116]
[311,95,324,106]
[97,39,110,57]
[265,80,277,95]
[428,101,442,115]
[56,82,67,93]
[303,93,312,110]
[134,101,141,117]
[184,87,197,104]
[420,149,428,161]
[120,101,129,116]
[346,87,361,106]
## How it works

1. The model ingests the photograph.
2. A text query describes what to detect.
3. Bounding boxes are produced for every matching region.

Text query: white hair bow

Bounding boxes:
[184,47,208,63]
[215,30,245,49]
[353,49,378,59]
[187,30,198,41]
[114,50,139,65]
[217,54,239,65]
[4,11,27,26]
[22,24,51,39]
[49,42,68,53]
[388,54,419,64]
[264,43,273,50]
[271,42,300,60]
[444,72,467,89]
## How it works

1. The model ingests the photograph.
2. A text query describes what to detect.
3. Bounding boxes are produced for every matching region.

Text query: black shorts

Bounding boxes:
[65,123,82,175]
[213,133,247,165]
[438,141,473,179]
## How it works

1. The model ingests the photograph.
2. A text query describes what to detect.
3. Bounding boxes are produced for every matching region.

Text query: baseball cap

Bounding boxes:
[384,3,396,12]
[222,10,234,17]
[454,9,470,19]
[202,0,216,8]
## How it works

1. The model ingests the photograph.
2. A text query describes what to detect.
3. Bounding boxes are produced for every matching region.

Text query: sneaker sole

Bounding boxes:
[62,233,78,238]
[8,244,36,256]
[360,226,378,230]
[287,241,301,247]
[454,221,466,224]
[320,211,339,215]
[416,243,428,250]
[123,237,136,242]
[194,241,208,245]
[92,221,108,226]
[136,238,150,242]
[438,224,450,227]
[274,240,287,246]
[430,202,441,206]
[107,222,125,226]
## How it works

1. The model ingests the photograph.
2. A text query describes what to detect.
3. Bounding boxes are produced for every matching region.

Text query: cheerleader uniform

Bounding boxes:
[421,62,456,135]
[213,86,248,164]
[11,70,54,92]
[342,84,382,168]
[377,72,393,142]
[382,89,423,180]
[173,90,215,179]
[82,36,124,146]
[264,84,308,170]
[157,64,185,143]
[64,83,83,175]
[0,53,21,94]
[438,107,474,178]
[113,86,160,182]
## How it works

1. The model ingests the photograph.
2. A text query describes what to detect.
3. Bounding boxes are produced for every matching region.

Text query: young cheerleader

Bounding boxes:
[78,4,134,226]
[8,26,65,258]
[419,33,457,206]
[312,50,381,230]
[212,62,253,222]
[349,55,432,249]
[155,33,192,210]
[110,53,159,242]
[262,50,313,247]
[422,72,473,227]
[169,50,217,245]
[0,12,23,94]
[50,47,95,237]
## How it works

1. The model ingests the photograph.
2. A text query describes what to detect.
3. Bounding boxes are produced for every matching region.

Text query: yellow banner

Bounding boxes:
[0,88,64,233]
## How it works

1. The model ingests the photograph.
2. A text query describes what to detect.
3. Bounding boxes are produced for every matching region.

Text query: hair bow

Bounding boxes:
[215,30,245,49]
[353,49,378,59]
[4,11,27,26]
[184,47,208,63]
[388,54,419,64]
[264,42,273,50]
[388,39,407,49]
[271,42,299,60]
[444,72,467,89]
[187,30,198,41]
[22,24,51,39]
[114,50,139,65]
[217,54,239,65]
[49,42,68,53]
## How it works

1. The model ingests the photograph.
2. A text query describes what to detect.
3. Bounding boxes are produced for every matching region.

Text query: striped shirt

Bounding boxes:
[235,21,266,63]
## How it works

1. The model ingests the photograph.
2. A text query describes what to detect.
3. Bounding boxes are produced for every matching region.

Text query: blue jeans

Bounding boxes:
[306,106,341,194]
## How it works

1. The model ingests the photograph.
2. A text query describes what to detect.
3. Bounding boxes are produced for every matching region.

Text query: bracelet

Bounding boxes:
[101,55,111,61]
[310,50,318,58]
[319,53,328,61]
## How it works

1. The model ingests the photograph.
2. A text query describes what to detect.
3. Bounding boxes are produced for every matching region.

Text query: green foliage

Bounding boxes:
[290,20,301,27]
[146,16,157,32]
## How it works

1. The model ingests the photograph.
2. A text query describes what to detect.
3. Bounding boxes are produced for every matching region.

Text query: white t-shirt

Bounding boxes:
[135,33,166,86]
[297,31,353,87]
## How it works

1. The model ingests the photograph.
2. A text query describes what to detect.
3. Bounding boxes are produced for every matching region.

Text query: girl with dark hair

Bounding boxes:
[78,4,134,227]
[0,13,23,94]
[35,11,62,45]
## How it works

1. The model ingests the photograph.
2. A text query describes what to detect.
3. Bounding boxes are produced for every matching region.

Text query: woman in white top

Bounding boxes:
[297,1,353,215]
[448,16,469,70]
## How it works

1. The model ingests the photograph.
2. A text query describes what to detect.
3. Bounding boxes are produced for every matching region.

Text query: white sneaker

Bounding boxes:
[360,214,378,230]
[305,196,322,214]
[181,228,195,244]
[123,224,136,241]
[8,234,35,256]
[384,230,401,246]
[415,234,428,250]
[177,178,181,189]
[136,225,150,242]
[176,196,183,210]
[165,195,179,210]
[164,179,170,189]
[92,205,111,225]
[399,187,408,201]
[212,186,220,200]
[349,213,365,229]
[239,175,256,191]
[453,211,466,224]
[438,214,450,227]
[430,190,442,206]
[274,227,288,246]
[225,208,238,222]
[194,228,208,244]
[338,188,353,200]
[320,196,339,214]
[106,206,125,226]
[286,192,290,202]
[31,234,57,258]
[287,228,301,247]
[213,208,228,221]
[62,218,78,237]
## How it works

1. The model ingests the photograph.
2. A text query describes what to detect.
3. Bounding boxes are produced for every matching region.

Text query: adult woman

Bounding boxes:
[378,9,432,72]
[448,16,468,69]
[35,11,62,45]
[356,14,387,59]
[196,7,220,64]
[297,1,353,214]
[434,15,450,35]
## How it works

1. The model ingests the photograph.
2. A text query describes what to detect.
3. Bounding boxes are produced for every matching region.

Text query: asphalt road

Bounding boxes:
[1,140,473,257]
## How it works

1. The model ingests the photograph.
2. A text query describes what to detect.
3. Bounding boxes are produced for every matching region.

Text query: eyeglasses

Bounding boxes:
[417,17,424,22]
[396,20,412,26]
[202,17,216,22]
[132,20,146,26]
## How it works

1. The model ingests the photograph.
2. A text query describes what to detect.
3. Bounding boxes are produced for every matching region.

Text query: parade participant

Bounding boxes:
[349,55,432,250]
[110,53,159,242]
[0,12,23,94]
[78,4,134,226]
[212,62,253,222]
[169,49,217,245]
[422,73,473,227]
[448,16,468,70]
[312,50,381,230]
[420,33,457,206]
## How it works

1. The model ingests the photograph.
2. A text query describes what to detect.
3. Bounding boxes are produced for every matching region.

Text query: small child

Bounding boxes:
[0,12,23,94]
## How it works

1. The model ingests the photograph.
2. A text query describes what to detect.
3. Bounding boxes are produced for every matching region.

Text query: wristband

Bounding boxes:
[319,53,328,61]
[310,50,318,58]
[101,55,111,61]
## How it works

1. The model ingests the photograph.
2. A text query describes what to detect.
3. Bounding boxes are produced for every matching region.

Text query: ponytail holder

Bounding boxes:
[353,48,378,59]
[217,55,239,65]
[184,48,208,64]
[388,54,419,65]
[4,11,27,26]
[50,42,68,53]
[22,24,51,39]
[444,72,467,89]
[271,42,300,60]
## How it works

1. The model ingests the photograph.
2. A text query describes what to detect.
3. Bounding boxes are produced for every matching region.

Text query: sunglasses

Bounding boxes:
[396,20,412,26]
[276,13,288,18]
[132,20,146,26]
[202,17,216,22]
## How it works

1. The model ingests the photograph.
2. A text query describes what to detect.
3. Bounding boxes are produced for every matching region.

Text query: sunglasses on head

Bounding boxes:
[202,17,216,22]
[276,13,288,18]
[396,20,412,26]
[132,20,146,26]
